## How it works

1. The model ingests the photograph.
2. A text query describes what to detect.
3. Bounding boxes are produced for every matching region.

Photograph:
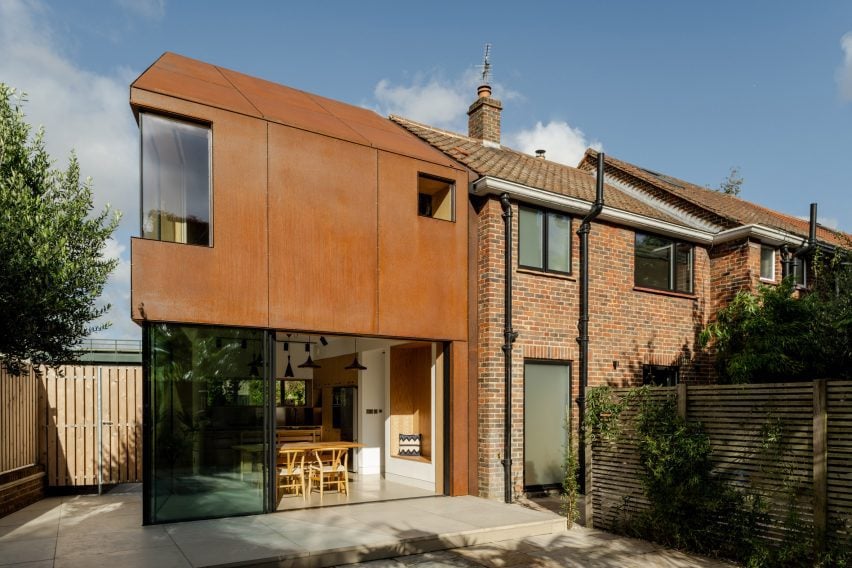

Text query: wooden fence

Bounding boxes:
[0,366,39,473]
[590,380,852,546]
[1,364,142,487]
[41,365,143,487]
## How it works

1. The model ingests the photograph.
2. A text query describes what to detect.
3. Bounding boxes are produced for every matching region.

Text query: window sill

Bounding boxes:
[759,277,776,284]
[393,455,431,463]
[633,286,697,300]
[516,268,576,282]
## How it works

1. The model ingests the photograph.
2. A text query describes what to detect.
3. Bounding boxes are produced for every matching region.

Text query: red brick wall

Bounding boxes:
[0,466,45,518]
[475,196,714,499]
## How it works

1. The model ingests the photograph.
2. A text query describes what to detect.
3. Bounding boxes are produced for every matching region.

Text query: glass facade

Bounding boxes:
[146,323,268,524]
[141,113,211,246]
[523,361,571,489]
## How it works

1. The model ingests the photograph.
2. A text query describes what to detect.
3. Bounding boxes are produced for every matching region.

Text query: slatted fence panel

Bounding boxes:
[591,387,673,531]
[827,382,852,544]
[591,380,851,547]
[688,382,814,542]
[40,365,142,486]
[0,366,38,474]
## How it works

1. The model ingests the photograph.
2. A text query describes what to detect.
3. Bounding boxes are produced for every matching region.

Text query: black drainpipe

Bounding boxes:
[782,203,817,279]
[500,193,518,503]
[576,152,605,494]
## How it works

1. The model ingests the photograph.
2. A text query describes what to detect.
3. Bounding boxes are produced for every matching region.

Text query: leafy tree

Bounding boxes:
[717,166,743,196]
[700,255,852,383]
[0,85,120,373]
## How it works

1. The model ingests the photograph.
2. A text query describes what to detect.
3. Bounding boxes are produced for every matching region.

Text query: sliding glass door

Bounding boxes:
[145,324,268,523]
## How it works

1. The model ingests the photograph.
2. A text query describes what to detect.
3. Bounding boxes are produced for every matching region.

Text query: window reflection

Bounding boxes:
[141,113,211,246]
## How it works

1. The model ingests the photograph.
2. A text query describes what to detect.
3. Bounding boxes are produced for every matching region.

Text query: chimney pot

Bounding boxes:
[477,84,492,98]
[535,149,546,159]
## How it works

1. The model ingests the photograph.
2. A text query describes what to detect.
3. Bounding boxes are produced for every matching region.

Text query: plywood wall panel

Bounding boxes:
[268,123,379,334]
[130,93,269,328]
[377,152,468,340]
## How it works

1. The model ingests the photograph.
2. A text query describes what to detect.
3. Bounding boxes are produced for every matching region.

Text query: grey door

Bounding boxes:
[523,361,571,490]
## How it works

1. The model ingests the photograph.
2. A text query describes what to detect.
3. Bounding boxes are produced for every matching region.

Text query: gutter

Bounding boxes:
[576,153,605,495]
[500,193,519,503]
[472,176,813,249]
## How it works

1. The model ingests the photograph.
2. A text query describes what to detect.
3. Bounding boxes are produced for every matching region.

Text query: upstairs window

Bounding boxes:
[141,113,211,246]
[417,174,454,221]
[760,246,775,281]
[634,232,693,293]
[793,258,807,287]
[518,206,572,274]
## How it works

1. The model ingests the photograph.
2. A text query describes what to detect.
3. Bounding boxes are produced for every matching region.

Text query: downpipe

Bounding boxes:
[576,152,605,495]
[500,193,518,503]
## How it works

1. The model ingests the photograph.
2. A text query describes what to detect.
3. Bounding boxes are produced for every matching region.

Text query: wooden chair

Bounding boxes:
[308,447,348,497]
[277,448,306,500]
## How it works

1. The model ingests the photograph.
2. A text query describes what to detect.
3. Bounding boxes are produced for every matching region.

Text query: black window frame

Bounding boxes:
[643,364,679,387]
[634,232,694,294]
[139,111,213,247]
[517,205,573,275]
[416,173,455,222]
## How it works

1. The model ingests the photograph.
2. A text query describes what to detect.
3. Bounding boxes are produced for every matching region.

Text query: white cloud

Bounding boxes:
[0,0,139,339]
[838,32,852,101]
[507,121,602,167]
[116,0,164,20]
[372,67,520,131]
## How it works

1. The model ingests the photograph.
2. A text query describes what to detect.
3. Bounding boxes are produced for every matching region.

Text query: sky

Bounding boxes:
[1,0,851,340]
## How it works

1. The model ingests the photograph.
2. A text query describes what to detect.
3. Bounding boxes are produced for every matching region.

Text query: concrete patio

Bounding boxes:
[0,488,734,567]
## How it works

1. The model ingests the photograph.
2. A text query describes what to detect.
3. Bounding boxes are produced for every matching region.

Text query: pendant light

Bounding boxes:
[298,337,321,369]
[283,342,294,378]
[344,337,368,371]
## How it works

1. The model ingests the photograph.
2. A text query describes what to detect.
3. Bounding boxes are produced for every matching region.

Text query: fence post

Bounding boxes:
[585,434,594,528]
[813,379,827,554]
[97,367,103,496]
[677,382,687,420]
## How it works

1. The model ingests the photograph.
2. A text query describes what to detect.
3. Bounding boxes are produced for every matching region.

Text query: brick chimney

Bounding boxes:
[467,84,502,145]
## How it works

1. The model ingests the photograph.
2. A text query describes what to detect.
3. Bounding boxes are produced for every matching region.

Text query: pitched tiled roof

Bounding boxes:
[390,116,684,225]
[580,150,851,248]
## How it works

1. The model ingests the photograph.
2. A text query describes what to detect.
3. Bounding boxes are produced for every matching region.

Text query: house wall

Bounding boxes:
[129,85,473,494]
[475,196,714,499]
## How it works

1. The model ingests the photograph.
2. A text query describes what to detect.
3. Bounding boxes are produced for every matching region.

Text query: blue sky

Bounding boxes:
[2,0,851,339]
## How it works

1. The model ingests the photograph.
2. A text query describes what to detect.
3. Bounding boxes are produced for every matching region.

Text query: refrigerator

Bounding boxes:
[332,386,357,472]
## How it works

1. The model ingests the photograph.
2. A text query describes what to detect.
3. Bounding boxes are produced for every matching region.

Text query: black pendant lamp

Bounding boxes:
[298,337,321,369]
[283,342,295,378]
[344,338,368,371]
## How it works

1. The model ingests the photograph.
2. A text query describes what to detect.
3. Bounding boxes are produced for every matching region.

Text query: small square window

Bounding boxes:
[643,364,679,386]
[760,246,775,281]
[417,174,454,221]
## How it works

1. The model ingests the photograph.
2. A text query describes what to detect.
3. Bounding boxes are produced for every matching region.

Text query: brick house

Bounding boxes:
[130,53,849,519]
[393,84,851,501]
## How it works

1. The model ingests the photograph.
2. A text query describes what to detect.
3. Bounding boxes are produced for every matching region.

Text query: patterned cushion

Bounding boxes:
[398,433,421,456]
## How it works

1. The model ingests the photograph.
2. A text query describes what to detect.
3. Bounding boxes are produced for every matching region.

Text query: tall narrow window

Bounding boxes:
[141,113,211,245]
[635,232,694,293]
[760,246,775,281]
[793,258,807,287]
[518,205,572,274]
